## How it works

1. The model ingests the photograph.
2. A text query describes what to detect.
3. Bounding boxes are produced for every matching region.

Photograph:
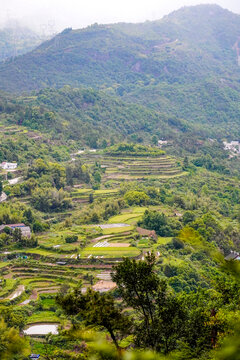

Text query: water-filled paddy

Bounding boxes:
[23,323,59,335]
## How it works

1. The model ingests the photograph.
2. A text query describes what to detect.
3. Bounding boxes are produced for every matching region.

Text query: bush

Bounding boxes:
[31,187,72,212]
[33,221,49,233]
[124,190,150,206]
[65,235,78,243]
[171,238,185,249]
[138,210,182,236]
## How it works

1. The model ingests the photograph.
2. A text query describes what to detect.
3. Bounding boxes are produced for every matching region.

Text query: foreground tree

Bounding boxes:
[56,287,130,349]
[112,254,223,355]
[112,254,186,353]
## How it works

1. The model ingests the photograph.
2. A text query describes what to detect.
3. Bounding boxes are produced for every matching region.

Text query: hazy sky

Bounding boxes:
[1,0,240,34]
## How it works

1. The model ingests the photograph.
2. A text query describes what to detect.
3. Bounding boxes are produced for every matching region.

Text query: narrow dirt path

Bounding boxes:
[8,285,25,300]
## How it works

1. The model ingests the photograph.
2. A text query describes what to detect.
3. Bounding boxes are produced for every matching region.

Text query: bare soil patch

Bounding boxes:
[93,280,116,292]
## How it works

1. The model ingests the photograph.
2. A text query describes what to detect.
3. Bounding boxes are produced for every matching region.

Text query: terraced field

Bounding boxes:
[0,260,86,316]
[79,153,186,181]
[0,145,178,332]
[70,188,120,203]
[81,246,140,259]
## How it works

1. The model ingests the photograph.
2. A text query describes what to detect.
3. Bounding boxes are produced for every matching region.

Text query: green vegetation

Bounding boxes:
[138,210,181,236]
[0,88,176,145]
[1,4,240,359]
[105,143,165,157]
[0,318,30,359]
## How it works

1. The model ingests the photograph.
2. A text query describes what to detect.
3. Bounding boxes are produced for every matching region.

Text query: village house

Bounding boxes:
[223,141,240,154]
[158,140,168,148]
[0,223,31,238]
[0,161,18,170]
[136,227,158,241]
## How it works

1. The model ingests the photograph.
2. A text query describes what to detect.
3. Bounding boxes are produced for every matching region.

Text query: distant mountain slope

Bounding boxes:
[0,5,240,93]
[0,25,46,62]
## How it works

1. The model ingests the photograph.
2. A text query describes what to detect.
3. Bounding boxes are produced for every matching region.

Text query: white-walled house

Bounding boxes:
[0,162,18,170]
[158,140,168,148]
[223,141,240,153]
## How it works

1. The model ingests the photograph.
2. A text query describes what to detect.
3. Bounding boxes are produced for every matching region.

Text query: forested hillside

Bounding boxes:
[0,87,189,146]
[0,5,240,136]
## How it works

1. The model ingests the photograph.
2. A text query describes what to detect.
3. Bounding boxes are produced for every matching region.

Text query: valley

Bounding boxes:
[0,3,240,360]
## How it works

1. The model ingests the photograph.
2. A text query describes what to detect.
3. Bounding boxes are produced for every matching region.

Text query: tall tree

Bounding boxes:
[56,287,130,349]
[112,254,186,353]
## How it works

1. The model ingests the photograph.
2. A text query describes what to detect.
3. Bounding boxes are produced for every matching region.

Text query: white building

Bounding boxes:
[0,162,18,170]
[158,140,168,148]
[223,141,240,154]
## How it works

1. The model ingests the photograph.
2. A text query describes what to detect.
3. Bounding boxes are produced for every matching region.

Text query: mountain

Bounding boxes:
[0,5,239,92]
[0,24,46,62]
[1,5,240,138]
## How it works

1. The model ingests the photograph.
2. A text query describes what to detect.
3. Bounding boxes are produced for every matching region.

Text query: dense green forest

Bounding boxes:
[0,87,192,145]
[1,4,240,360]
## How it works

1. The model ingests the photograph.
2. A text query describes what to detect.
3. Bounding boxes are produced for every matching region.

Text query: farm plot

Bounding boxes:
[3,261,84,302]
[70,188,119,203]
[101,225,134,235]
[93,241,130,248]
[79,153,185,181]
[0,279,19,299]
[93,280,116,292]
[26,311,59,324]
[81,246,140,258]
[37,226,86,251]
[108,211,145,224]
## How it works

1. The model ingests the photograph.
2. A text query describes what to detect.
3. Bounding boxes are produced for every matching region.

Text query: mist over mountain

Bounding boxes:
[0,23,48,62]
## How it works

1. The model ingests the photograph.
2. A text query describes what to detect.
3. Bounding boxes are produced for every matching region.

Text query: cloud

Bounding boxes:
[0,0,240,33]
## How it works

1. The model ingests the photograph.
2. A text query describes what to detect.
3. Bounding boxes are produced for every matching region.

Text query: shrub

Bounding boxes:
[124,190,150,206]
[65,235,78,243]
